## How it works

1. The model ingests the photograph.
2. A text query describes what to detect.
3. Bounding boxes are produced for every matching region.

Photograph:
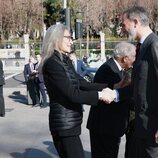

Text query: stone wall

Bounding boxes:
[0,48,28,73]
[0,34,30,73]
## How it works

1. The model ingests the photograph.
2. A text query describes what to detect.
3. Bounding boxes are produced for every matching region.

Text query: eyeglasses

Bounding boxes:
[64,36,73,41]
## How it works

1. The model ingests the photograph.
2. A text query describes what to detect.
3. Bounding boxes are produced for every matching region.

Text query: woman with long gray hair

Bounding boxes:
[41,23,115,158]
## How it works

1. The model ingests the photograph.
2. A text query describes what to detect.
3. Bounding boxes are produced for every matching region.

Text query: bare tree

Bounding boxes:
[0,0,157,41]
[73,0,158,37]
[0,0,43,40]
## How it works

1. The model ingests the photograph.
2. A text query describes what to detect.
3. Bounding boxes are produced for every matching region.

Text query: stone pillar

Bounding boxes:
[100,31,106,62]
[23,34,30,64]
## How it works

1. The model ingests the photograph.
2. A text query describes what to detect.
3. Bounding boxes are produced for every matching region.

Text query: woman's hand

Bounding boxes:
[98,88,115,104]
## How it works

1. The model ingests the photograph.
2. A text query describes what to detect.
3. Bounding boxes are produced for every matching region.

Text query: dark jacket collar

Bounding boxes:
[53,50,70,63]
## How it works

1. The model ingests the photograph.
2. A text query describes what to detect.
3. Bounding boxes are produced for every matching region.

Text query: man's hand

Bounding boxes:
[114,75,131,89]
[99,88,115,104]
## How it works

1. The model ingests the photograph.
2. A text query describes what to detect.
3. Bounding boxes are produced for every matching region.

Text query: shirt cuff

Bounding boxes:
[113,90,119,102]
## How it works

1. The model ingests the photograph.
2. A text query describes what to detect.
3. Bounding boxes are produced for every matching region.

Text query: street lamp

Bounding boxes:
[75,11,83,59]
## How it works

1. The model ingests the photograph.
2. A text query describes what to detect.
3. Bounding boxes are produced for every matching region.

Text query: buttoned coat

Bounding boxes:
[42,50,108,136]
[87,58,130,136]
[119,33,158,144]
[132,33,158,141]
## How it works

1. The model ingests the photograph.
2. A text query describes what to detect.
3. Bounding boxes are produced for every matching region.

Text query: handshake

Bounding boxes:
[98,88,116,104]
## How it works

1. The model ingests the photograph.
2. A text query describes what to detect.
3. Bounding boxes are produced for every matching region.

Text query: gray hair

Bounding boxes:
[123,6,149,26]
[41,24,69,63]
[113,42,136,59]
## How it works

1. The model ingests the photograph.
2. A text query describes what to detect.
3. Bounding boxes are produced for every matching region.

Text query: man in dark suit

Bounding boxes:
[34,54,47,107]
[0,59,5,117]
[87,42,136,158]
[119,6,158,157]
[23,56,37,105]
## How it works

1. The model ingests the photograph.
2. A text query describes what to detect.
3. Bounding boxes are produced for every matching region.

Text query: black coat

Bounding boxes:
[119,33,158,143]
[0,60,5,86]
[132,33,158,140]
[0,59,5,116]
[42,50,108,136]
[87,58,130,137]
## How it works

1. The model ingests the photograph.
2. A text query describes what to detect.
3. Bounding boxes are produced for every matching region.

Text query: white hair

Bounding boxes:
[113,42,136,59]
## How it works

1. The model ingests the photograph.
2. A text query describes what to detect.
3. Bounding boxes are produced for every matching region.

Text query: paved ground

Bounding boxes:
[1,87,58,158]
[0,73,126,158]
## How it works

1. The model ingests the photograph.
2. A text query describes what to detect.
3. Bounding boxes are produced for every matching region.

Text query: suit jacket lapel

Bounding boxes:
[110,58,122,79]
[132,33,154,77]
[132,44,145,75]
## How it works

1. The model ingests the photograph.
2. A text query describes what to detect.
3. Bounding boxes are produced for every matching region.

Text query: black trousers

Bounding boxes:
[27,79,37,105]
[34,78,47,106]
[125,134,158,158]
[90,131,121,158]
[0,85,5,116]
[52,134,85,158]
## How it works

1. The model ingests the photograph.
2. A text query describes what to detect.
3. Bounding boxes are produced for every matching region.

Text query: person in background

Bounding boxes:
[40,23,118,158]
[0,59,5,117]
[87,42,136,158]
[34,54,47,107]
[23,56,37,106]
[82,55,88,66]
[69,51,97,82]
[69,51,87,76]
[118,5,158,157]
